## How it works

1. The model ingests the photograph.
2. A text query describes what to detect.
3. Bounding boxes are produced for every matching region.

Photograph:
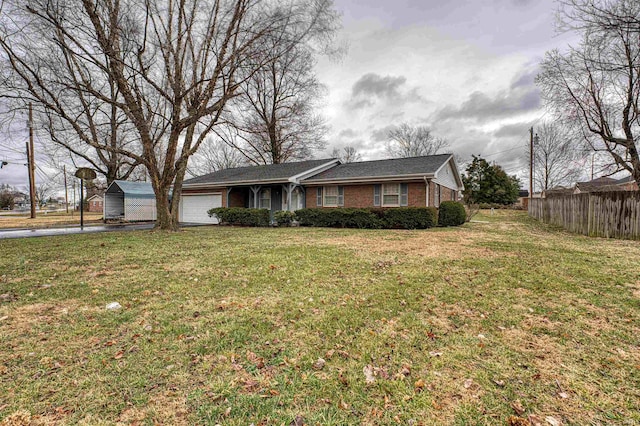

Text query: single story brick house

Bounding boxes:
[86,194,104,212]
[181,154,464,224]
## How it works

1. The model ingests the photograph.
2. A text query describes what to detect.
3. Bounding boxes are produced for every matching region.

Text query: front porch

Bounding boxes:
[226,184,306,216]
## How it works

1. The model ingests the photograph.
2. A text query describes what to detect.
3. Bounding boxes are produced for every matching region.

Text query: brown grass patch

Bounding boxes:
[0,409,69,426]
[290,228,501,261]
[0,212,103,230]
[1,301,100,335]
[113,392,190,426]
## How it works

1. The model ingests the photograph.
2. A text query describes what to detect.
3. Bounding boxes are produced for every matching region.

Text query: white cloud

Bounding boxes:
[314,0,580,178]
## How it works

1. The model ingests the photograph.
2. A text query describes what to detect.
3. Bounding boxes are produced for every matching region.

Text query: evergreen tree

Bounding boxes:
[462,156,520,205]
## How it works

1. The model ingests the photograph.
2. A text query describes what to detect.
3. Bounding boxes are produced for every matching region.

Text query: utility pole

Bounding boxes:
[72,180,76,217]
[27,103,36,219]
[63,164,69,213]
[529,127,534,202]
[591,153,595,180]
[79,178,84,228]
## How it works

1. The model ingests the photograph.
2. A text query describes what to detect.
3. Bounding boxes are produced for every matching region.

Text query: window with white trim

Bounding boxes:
[259,188,271,209]
[382,183,400,206]
[290,187,304,211]
[323,186,339,207]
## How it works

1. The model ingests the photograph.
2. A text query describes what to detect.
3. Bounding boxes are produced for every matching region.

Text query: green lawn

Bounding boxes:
[0,211,638,425]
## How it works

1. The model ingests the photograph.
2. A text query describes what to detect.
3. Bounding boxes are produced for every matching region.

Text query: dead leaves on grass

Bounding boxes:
[508,401,564,426]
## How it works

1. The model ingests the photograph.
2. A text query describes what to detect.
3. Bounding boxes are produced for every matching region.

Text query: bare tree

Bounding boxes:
[0,0,341,230]
[537,0,640,185]
[0,24,141,184]
[527,122,584,190]
[331,146,362,163]
[38,100,142,185]
[187,136,246,176]
[34,181,53,205]
[218,42,331,165]
[386,123,449,158]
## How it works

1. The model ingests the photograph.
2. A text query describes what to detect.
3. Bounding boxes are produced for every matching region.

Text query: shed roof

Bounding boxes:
[106,180,155,197]
[183,158,338,186]
[303,154,453,183]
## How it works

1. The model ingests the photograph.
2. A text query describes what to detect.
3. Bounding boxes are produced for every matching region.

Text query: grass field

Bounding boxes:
[0,211,638,425]
[0,211,103,230]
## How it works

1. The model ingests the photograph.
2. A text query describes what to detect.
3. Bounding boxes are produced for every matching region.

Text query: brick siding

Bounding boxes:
[87,200,103,212]
[428,182,456,207]
[306,181,458,208]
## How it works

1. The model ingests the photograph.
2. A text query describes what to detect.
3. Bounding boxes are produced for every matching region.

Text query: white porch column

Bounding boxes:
[287,183,295,211]
[250,186,261,208]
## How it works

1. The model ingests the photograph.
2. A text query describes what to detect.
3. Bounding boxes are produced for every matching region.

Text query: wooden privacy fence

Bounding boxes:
[528,191,640,239]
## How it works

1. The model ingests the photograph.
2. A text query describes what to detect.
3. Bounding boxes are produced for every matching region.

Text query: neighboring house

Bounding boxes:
[612,175,638,191]
[574,175,638,194]
[515,189,529,209]
[12,192,28,209]
[539,176,639,198]
[181,154,464,224]
[86,194,104,212]
[574,177,618,194]
[542,185,574,197]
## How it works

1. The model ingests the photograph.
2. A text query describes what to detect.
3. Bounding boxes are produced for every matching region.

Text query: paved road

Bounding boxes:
[0,208,67,216]
[0,223,157,239]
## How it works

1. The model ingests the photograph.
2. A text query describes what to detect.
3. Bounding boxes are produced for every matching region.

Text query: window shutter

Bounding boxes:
[316,187,323,206]
[400,183,408,206]
[338,186,344,206]
[373,184,381,206]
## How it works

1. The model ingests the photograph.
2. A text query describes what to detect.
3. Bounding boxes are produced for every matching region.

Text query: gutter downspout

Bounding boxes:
[423,176,430,207]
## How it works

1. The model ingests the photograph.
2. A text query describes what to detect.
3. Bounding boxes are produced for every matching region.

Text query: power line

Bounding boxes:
[482,144,524,158]
[480,111,550,159]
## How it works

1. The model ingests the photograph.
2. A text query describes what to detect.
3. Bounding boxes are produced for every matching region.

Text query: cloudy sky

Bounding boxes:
[0,0,582,191]
[316,0,581,179]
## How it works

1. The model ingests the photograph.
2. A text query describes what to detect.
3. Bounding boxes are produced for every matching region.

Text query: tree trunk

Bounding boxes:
[169,124,196,228]
[150,172,178,231]
[155,188,177,231]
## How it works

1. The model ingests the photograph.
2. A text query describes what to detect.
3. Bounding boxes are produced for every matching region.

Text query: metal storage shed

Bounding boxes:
[104,180,157,221]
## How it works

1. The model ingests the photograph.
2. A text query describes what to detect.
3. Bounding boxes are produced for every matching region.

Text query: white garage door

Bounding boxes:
[180,193,222,224]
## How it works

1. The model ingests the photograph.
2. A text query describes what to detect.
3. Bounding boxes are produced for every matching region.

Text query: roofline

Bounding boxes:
[303,173,437,185]
[86,194,103,201]
[182,159,341,188]
[433,154,465,190]
[183,177,292,188]
[106,180,156,196]
[105,180,120,193]
[288,159,341,183]
[182,155,467,189]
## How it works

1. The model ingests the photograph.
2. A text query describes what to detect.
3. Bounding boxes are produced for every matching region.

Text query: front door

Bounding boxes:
[271,186,282,213]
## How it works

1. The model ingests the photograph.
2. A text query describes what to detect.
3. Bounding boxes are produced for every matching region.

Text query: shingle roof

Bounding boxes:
[183,158,337,186]
[544,186,574,196]
[587,184,629,193]
[616,175,635,185]
[576,176,631,192]
[302,154,453,182]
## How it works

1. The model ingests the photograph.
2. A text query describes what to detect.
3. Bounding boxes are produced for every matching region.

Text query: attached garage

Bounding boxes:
[180,193,221,224]
[104,180,157,222]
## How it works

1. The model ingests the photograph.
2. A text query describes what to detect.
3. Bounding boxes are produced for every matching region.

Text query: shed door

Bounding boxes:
[180,194,221,224]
